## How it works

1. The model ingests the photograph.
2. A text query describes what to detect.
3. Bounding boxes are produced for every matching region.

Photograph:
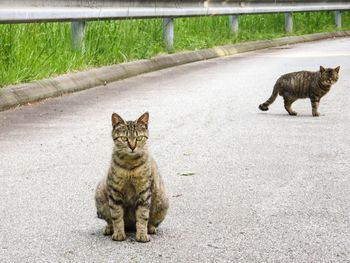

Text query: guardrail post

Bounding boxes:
[335,11,342,28]
[71,21,86,51]
[163,18,174,51]
[285,12,293,33]
[229,15,239,33]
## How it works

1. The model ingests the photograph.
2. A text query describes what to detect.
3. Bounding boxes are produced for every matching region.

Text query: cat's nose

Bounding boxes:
[128,140,136,151]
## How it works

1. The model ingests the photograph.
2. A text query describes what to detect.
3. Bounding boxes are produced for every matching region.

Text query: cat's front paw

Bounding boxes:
[289,111,298,116]
[112,231,126,241]
[136,232,150,242]
[313,112,320,117]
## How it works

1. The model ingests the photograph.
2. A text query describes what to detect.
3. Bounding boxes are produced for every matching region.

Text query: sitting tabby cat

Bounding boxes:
[95,112,169,242]
[259,66,340,116]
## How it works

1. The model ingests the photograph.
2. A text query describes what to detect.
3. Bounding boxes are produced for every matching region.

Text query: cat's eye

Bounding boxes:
[118,136,128,141]
[136,136,144,141]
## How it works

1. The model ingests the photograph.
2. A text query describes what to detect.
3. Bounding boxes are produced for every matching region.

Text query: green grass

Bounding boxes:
[0,11,349,87]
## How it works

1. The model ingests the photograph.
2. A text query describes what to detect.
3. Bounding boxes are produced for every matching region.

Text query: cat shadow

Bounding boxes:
[87,224,167,243]
[257,112,315,118]
[88,226,140,243]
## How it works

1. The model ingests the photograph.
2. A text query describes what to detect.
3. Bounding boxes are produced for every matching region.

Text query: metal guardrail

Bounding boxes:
[1,1,350,51]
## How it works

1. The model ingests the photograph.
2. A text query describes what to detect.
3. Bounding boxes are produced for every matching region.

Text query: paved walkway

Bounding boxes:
[1,37,349,262]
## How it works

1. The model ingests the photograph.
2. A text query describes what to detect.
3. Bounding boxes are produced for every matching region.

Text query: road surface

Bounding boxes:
[1,37,350,262]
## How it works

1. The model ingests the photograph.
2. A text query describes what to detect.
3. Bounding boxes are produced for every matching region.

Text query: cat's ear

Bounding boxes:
[137,112,149,129]
[111,113,125,128]
[334,66,340,73]
[320,66,326,73]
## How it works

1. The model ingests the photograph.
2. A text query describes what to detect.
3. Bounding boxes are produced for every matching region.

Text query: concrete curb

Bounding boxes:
[1,30,350,112]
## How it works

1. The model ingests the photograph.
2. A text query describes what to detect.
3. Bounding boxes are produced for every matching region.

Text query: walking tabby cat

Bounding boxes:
[95,112,169,242]
[259,66,340,116]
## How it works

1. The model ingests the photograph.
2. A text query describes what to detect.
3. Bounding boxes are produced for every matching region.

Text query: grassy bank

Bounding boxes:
[0,11,349,87]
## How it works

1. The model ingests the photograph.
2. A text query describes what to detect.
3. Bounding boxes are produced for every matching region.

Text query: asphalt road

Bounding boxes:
[1,37,350,263]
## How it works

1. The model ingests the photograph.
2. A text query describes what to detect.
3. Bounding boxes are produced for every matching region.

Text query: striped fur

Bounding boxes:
[259,66,340,116]
[95,112,169,242]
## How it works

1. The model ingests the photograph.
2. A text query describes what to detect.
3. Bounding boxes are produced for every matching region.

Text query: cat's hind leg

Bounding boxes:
[147,224,156,234]
[95,180,115,236]
[103,223,114,236]
[148,198,169,234]
[284,97,298,116]
[97,203,114,236]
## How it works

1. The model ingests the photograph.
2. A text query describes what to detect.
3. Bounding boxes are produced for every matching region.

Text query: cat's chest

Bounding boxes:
[122,180,137,204]
[115,170,148,203]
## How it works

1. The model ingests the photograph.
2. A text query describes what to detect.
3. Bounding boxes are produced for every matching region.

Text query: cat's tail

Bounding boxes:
[259,83,279,111]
